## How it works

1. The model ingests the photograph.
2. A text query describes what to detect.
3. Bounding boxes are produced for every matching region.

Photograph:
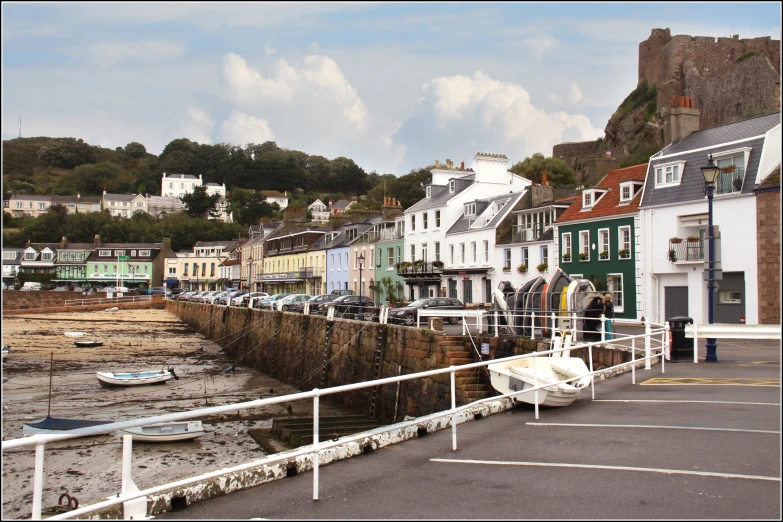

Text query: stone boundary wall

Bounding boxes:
[756,188,780,324]
[2,292,164,313]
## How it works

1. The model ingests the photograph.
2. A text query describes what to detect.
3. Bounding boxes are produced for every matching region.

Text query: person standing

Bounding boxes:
[603,293,614,341]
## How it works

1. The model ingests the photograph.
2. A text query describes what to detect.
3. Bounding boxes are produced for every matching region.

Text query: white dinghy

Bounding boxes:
[117,420,204,442]
[97,368,178,387]
[488,352,591,408]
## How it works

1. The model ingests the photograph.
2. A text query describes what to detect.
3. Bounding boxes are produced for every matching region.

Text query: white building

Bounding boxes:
[401,153,533,302]
[308,199,330,222]
[204,182,227,198]
[638,110,780,326]
[102,192,148,218]
[260,190,289,211]
[162,173,202,198]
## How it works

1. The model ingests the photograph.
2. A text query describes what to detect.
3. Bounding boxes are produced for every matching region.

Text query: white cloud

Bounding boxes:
[263,44,276,57]
[181,105,215,145]
[548,93,563,104]
[74,40,186,67]
[221,111,275,145]
[568,83,583,103]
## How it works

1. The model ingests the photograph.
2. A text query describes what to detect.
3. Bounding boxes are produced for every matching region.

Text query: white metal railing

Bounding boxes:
[416,309,489,334]
[63,295,152,307]
[2,316,668,520]
[685,323,782,363]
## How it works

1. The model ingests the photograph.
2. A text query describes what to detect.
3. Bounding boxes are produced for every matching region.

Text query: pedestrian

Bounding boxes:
[603,293,614,341]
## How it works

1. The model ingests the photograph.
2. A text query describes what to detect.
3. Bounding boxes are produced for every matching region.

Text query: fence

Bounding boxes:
[2,309,668,520]
[685,323,782,363]
[63,295,152,307]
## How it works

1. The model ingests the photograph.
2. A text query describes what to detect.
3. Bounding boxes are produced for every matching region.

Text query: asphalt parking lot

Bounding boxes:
[162,337,780,520]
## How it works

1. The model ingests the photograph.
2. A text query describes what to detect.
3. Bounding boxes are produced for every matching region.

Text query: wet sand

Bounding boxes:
[1,309,349,519]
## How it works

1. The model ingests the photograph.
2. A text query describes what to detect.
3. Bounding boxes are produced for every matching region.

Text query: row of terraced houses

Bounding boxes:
[3,105,779,325]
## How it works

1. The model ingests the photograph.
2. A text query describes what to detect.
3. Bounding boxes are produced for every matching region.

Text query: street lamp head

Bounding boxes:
[701,154,721,186]
[358,252,365,267]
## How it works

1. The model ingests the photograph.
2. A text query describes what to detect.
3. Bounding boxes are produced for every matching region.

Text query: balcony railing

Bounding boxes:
[511,224,549,243]
[396,262,444,277]
[667,240,704,263]
[715,168,744,195]
[256,267,323,281]
[359,227,403,244]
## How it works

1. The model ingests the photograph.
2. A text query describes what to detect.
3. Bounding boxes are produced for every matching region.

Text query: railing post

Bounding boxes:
[494,310,499,338]
[572,312,578,340]
[644,318,652,370]
[551,313,556,342]
[631,337,636,385]
[533,357,539,420]
[303,302,310,316]
[312,390,320,501]
[450,368,457,451]
[588,344,595,400]
[32,443,45,520]
[600,314,606,345]
[662,322,669,374]
[693,322,699,364]
[462,314,466,336]
[121,434,133,495]
[530,311,535,340]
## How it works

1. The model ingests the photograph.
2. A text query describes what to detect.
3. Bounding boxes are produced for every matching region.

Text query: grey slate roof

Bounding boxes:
[446,191,524,235]
[103,193,140,201]
[2,249,22,265]
[641,112,780,208]
[406,175,476,213]
[167,174,198,179]
[330,199,352,210]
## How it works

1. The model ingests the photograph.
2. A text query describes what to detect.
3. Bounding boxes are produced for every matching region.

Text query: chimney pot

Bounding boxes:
[606,151,612,159]
[461,161,465,169]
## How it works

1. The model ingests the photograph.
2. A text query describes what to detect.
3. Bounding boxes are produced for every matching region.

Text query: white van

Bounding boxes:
[21,282,43,291]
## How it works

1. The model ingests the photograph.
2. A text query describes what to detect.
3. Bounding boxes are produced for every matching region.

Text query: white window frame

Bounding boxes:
[520,247,528,267]
[460,243,465,264]
[718,290,742,304]
[410,214,416,231]
[139,250,151,257]
[449,245,454,265]
[607,273,624,313]
[620,183,632,202]
[435,242,440,262]
[583,192,593,208]
[426,186,432,199]
[598,228,610,261]
[471,242,477,263]
[654,160,686,188]
[540,245,548,265]
[503,248,511,270]
[449,180,455,193]
[410,244,415,261]
[562,233,572,262]
[388,249,394,268]
[465,203,476,216]
[99,249,111,257]
[619,226,632,259]
[435,210,441,228]
[423,212,428,230]
[579,231,590,261]
[422,243,428,262]
[483,240,489,263]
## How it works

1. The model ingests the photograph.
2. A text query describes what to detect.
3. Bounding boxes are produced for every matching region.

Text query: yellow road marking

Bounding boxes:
[641,377,780,386]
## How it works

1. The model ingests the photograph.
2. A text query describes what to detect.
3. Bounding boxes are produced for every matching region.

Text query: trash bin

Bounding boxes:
[667,316,694,360]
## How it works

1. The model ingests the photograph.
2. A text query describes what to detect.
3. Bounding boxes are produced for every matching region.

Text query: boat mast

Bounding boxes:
[47,352,54,418]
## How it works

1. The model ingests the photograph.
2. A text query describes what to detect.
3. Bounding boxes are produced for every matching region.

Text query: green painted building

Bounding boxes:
[359,217,406,305]
[554,164,648,320]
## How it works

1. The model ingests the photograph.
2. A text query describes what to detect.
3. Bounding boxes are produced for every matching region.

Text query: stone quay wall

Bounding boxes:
[2,291,165,314]
[756,186,781,324]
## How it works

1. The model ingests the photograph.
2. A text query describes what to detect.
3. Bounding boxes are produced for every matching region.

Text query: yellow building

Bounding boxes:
[173,240,242,291]
[261,230,327,295]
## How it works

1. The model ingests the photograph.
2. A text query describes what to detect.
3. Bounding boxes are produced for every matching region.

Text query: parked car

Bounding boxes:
[218,290,246,306]
[151,286,172,295]
[235,291,267,307]
[111,286,130,293]
[53,285,69,291]
[294,294,340,314]
[43,283,58,290]
[279,294,313,311]
[20,282,42,291]
[328,295,376,320]
[389,297,465,326]
[209,291,230,304]
[174,291,193,301]
[196,291,218,303]
[1,282,7,291]
[330,289,355,296]
[254,293,291,310]
[187,291,207,302]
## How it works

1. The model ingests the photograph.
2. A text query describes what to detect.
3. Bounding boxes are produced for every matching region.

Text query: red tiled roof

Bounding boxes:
[555,163,649,223]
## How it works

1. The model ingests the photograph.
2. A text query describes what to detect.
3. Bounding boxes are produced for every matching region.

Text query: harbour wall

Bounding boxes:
[2,292,165,314]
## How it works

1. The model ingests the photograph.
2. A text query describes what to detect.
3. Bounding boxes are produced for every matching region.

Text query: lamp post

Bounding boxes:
[358,252,365,320]
[247,253,254,292]
[701,154,721,362]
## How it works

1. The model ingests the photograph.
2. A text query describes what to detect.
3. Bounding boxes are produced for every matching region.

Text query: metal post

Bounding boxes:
[530,311,535,340]
[121,434,133,495]
[631,337,636,385]
[312,391,320,501]
[661,323,668,374]
[705,185,718,362]
[600,314,606,345]
[644,318,651,370]
[588,344,595,400]
[572,312,578,340]
[450,368,457,451]
[693,322,699,364]
[32,443,45,520]
[533,358,539,420]
[494,310,499,338]
[551,313,556,342]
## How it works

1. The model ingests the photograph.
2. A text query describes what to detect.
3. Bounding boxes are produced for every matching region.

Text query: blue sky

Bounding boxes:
[2,2,780,175]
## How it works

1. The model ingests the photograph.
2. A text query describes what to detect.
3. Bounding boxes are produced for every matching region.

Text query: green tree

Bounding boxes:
[510,153,577,188]
[125,141,147,158]
[36,138,95,169]
[70,161,125,195]
[388,168,432,209]
[180,185,221,219]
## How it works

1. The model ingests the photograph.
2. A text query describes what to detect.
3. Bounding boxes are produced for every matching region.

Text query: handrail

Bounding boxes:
[685,323,781,363]
[3,318,667,520]
[63,295,152,307]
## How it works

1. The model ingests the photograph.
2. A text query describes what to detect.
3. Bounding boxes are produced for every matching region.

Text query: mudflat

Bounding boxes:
[1,308,348,519]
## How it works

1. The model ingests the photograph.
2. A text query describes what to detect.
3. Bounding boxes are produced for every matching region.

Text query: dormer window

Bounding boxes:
[582,189,608,210]
[654,160,686,188]
[583,192,593,208]
[426,186,432,199]
[465,203,476,216]
[619,181,644,203]
[449,180,455,193]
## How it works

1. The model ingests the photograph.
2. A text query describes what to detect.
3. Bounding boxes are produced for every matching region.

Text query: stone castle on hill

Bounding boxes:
[553,28,781,187]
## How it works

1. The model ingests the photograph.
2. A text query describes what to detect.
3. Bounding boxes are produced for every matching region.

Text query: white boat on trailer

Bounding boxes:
[488,343,591,407]
[117,420,204,442]
[97,368,178,387]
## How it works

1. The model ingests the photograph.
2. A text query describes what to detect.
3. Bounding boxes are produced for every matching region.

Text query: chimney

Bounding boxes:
[605,151,612,159]
[460,161,465,170]
[663,96,700,146]
[435,160,440,167]
[60,236,67,248]
[540,172,549,186]
[25,239,31,248]
[94,234,101,248]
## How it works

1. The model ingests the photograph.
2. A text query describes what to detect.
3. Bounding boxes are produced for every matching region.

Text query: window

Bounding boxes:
[169,183,173,189]
[471,242,477,263]
[583,192,593,208]
[210,263,215,276]
[598,229,610,260]
[388,248,394,268]
[24,252,37,260]
[435,242,440,262]
[540,245,548,265]
[520,247,528,267]
[654,161,685,188]
[411,214,416,231]
[607,274,624,312]
[396,246,401,264]
[483,240,489,263]
[139,250,150,257]
[449,245,454,264]
[435,210,441,228]
[619,226,631,258]
[580,231,590,261]
[99,250,111,257]
[168,267,176,275]
[41,252,53,261]
[202,262,206,275]
[38,202,47,210]
[719,290,742,304]
[410,244,415,261]
[115,250,126,257]
[331,254,334,270]
[184,263,189,276]
[422,243,428,262]
[460,243,465,263]
[426,186,432,198]
[3,252,16,260]
[376,248,382,268]
[465,203,476,216]
[449,180,455,193]
[503,249,511,270]
[338,253,342,270]
[423,212,428,229]
[562,233,572,261]
[136,201,144,208]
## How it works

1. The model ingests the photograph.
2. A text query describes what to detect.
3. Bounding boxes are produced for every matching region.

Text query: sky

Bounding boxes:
[2,2,780,176]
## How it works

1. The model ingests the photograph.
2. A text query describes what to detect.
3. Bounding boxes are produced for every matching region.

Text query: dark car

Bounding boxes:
[328,295,376,320]
[330,289,355,296]
[389,297,465,326]
[292,294,339,314]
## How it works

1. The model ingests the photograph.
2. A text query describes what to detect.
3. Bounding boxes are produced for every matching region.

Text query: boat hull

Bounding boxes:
[23,417,113,435]
[117,421,204,442]
[97,371,174,387]
[488,357,589,408]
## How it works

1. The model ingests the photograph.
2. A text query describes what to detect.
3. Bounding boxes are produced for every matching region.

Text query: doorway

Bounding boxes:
[664,286,689,320]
